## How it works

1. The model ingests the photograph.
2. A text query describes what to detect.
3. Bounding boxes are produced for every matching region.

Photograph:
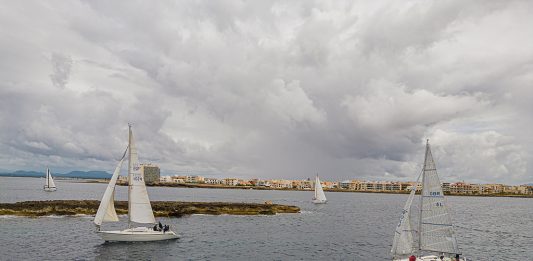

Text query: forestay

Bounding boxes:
[94,155,126,226]
[314,175,327,201]
[419,142,459,254]
[128,127,156,224]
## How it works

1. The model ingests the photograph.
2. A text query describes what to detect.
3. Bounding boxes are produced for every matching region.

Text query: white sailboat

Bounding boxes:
[391,140,465,261]
[43,168,57,192]
[94,124,179,242]
[312,174,327,204]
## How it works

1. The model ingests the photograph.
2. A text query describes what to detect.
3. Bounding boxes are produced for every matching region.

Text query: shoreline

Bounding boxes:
[138,182,533,199]
[0,200,300,217]
[3,176,533,199]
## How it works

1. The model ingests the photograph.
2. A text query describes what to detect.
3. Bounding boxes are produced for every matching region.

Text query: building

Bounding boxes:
[186,175,205,183]
[204,178,222,184]
[270,179,292,189]
[141,164,160,183]
[223,178,239,186]
[160,176,172,183]
[296,180,313,190]
[257,180,271,187]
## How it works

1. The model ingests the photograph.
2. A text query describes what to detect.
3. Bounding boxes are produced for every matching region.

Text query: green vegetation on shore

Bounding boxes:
[0,200,300,217]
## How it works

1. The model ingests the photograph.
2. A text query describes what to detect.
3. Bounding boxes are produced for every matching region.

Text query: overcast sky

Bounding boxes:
[1,1,532,184]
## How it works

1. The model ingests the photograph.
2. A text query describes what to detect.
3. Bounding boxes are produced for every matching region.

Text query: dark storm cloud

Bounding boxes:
[0,0,531,184]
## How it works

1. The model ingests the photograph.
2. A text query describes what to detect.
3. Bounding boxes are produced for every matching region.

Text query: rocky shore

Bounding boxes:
[0,200,300,217]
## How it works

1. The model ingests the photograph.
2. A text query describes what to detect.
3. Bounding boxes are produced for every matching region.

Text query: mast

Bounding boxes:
[314,174,318,199]
[418,139,429,254]
[128,123,132,228]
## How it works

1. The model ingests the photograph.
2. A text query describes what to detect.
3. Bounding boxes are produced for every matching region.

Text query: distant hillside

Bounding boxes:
[0,170,111,179]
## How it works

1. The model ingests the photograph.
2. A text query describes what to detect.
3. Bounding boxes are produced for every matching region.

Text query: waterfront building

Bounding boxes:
[258,180,271,187]
[186,175,205,183]
[484,184,504,194]
[223,178,239,186]
[238,179,252,186]
[160,176,172,183]
[171,175,186,183]
[296,180,313,190]
[204,178,222,184]
[322,181,337,189]
[270,179,292,189]
[141,164,160,183]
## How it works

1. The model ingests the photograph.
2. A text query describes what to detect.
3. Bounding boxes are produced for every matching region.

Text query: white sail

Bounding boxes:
[128,126,156,224]
[44,169,56,189]
[94,155,126,226]
[313,175,327,201]
[48,171,56,188]
[418,141,460,254]
[391,176,420,257]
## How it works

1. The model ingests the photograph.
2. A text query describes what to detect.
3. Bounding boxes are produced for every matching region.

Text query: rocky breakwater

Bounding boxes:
[0,200,300,217]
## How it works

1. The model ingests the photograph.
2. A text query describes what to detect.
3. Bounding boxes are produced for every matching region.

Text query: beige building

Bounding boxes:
[223,178,239,186]
[204,178,222,184]
[270,179,292,189]
[186,175,205,183]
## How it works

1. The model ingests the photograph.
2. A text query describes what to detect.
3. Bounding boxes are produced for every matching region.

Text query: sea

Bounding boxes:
[0,176,532,260]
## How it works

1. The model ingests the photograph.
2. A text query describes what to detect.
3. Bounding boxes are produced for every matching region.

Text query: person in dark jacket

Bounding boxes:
[409,255,416,261]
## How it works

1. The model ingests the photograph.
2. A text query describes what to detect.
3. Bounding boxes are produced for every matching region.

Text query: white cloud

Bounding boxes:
[0,0,531,183]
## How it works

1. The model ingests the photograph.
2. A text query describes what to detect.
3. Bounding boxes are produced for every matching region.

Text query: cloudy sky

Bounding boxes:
[1,1,532,184]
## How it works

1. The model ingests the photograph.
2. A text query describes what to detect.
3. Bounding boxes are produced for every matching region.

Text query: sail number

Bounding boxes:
[435,202,443,207]
[133,176,143,181]
[429,191,441,196]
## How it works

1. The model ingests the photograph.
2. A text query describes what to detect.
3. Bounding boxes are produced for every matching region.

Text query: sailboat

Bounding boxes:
[43,168,57,192]
[94,124,179,242]
[391,140,465,261]
[312,174,327,204]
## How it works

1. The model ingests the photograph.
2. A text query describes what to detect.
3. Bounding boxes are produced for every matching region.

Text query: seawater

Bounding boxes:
[1,177,532,260]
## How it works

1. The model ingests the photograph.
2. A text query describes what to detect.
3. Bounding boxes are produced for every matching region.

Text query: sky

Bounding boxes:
[0,1,532,184]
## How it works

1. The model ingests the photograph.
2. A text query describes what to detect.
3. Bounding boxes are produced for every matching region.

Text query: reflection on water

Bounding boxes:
[1,177,532,260]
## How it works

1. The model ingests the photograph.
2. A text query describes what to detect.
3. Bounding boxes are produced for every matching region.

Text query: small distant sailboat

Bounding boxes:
[43,168,57,192]
[94,124,179,242]
[391,140,465,261]
[312,174,327,204]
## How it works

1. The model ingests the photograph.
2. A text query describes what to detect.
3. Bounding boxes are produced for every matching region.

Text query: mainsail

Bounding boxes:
[391,174,420,257]
[94,154,126,226]
[314,175,327,201]
[128,125,156,224]
[45,169,56,189]
[418,141,460,254]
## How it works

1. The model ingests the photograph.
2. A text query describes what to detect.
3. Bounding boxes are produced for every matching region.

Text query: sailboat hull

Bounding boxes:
[97,227,179,242]
[312,199,327,204]
[44,187,57,192]
[394,256,466,261]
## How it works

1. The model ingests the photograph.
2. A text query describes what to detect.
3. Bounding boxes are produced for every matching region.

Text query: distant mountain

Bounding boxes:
[0,170,111,179]
[62,171,111,179]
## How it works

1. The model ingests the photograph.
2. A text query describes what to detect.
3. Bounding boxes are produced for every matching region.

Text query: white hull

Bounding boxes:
[44,187,57,192]
[312,199,327,204]
[98,227,179,242]
[394,255,466,261]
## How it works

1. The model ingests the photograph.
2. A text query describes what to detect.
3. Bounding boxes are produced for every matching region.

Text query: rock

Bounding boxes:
[0,200,300,217]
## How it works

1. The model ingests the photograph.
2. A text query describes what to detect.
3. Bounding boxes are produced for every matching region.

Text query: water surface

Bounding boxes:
[1,177,532,260]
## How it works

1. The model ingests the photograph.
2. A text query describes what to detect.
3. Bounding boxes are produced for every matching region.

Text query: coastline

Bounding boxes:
[2,176,532,199]
[136,182,533,199]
